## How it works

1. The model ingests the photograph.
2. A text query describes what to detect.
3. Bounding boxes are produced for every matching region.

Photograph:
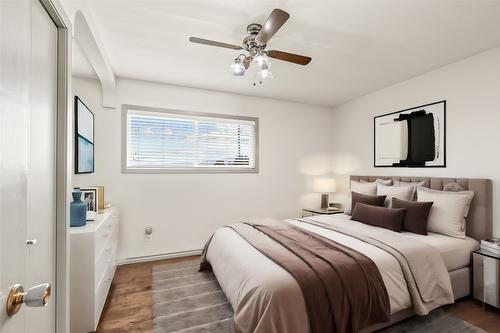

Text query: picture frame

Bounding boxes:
[374,100,446,168]
[75,96,95,174]
[96,186,105,213]
[80,187,99,220]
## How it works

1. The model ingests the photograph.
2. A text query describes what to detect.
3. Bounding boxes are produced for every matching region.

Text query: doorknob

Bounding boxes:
[6,283,51,316]
[26,239,37,246]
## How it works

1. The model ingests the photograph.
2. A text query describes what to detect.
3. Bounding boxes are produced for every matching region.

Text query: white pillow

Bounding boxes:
[417,187,475,239]
[393,180,425,200]
[360,178,393,185]
[377,184,414,208]
[344,181,377,214]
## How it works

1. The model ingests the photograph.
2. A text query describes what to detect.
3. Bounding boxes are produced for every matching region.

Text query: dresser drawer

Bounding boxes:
[95,241,115,284]
[95,220,117,257]
[94,265,114,327]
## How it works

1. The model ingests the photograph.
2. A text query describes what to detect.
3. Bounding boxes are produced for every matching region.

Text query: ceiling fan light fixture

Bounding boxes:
[257,64,273,81]
[189,9,311,84]
[253,52,271,68]
[230,58,246,76]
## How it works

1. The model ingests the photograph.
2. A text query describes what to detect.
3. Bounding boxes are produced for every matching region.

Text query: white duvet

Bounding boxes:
[205,214,469,333]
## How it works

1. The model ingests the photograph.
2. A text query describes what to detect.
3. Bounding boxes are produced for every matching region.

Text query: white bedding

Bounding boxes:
[402,231,479,271]
[307,214,479,271]
[205,213,470,332]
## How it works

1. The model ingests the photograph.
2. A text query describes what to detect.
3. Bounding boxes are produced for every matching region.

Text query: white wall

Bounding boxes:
[73,45,500,260]
[331,46,500,237]
[72,77,334,261]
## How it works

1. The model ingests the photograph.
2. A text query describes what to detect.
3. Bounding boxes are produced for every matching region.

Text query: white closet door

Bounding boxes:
[0,0,58,332]
[27,0,58,332]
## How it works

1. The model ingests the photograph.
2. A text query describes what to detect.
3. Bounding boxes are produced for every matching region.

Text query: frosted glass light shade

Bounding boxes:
[313,178,336,193]
[256,66,273,80]
[254,53,271,68]
[230,60,246,76]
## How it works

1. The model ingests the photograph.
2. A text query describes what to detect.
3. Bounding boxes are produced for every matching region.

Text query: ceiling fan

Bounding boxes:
[189,9,311,84]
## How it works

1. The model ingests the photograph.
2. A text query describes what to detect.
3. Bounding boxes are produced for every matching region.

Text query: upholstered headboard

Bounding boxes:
[350,176,492,241]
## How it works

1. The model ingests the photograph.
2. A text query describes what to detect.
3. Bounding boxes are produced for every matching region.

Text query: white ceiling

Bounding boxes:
[68,0,500,107]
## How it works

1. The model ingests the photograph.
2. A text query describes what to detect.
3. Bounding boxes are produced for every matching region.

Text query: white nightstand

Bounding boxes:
[473,248,500,309]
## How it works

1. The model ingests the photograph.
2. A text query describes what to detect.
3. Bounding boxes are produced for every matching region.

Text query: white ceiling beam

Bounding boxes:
[74,8,116,108]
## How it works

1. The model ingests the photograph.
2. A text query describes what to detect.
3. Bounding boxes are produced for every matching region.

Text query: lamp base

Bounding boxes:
[320,194,329,209]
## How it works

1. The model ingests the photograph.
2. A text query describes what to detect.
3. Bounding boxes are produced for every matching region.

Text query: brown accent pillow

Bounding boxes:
[348,192,387,216]
[351,203,406,232]
[392,198,433,235]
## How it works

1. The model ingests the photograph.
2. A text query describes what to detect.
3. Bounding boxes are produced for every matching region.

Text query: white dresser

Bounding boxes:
[70,207,119,333]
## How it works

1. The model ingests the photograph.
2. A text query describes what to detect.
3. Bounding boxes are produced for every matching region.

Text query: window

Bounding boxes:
[122,105,258,173]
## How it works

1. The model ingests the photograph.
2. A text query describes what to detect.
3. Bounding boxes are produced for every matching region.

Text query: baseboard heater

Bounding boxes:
[119,249,203,265]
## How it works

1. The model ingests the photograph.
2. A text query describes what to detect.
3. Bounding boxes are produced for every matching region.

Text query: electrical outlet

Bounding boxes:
[145,226,153,242]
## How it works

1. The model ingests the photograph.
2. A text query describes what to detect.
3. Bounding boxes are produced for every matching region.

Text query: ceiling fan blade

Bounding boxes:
[267,50,312,65]
[255,9,290,44]
[189,37,243,50]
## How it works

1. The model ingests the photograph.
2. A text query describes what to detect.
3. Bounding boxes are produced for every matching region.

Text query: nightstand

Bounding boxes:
[301,208,344,218]
[473,248,500,309]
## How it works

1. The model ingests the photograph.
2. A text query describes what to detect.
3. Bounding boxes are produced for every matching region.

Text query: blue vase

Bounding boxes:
[70,187,87,227]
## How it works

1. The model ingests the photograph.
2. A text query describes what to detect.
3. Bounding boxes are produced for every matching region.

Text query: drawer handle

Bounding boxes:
[102,233,109,239]
[106,278,112,283]
[105,248,112,254]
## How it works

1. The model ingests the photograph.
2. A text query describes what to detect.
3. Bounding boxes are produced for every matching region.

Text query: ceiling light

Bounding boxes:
[253,53,270,68]
[230,58,246,76]
[256,63,273,81]
[189,8,312,85]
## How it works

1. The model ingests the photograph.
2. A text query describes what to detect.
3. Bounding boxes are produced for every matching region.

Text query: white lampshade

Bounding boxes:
[313,178,336,193]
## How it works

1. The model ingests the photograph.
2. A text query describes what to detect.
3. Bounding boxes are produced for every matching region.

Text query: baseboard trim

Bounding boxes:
[118,249,203,265]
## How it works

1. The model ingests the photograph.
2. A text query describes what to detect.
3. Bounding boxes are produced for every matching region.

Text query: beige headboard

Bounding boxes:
[350,176,492,241]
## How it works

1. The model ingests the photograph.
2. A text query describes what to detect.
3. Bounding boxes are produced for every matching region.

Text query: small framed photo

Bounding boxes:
[80,187,99,220]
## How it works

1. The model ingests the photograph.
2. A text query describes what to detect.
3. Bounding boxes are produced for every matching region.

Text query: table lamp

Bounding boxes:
[313,178,336,209]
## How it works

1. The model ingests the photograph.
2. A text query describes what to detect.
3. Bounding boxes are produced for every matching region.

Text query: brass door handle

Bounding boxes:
[6,283,51,316]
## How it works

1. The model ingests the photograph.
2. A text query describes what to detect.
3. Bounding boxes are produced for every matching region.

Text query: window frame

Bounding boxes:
[121,104,259,174]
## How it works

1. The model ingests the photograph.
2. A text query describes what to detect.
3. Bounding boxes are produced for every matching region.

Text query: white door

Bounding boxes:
[0,0,58,332]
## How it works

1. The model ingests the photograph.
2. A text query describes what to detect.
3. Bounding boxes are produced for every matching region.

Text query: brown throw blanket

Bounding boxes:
[201,220,390,333]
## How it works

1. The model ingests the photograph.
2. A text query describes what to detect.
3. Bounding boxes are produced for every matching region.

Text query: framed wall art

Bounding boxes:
[374,100,446,168]
[75,96,95,174]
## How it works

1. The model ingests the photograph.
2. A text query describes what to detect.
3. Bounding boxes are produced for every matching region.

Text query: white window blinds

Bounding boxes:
[124,107,258,172]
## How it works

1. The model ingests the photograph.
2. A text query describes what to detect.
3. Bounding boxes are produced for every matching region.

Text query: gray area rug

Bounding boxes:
[152,260,234,333]
[379,309,485,333]
[152,260,485,333]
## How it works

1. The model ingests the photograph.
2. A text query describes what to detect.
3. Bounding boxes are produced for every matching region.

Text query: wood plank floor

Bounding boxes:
[96,256,500,333]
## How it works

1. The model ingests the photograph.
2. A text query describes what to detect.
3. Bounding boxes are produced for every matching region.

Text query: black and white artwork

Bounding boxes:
[80,187,99,220]
[82,190,96,212]
[374,100,446,167]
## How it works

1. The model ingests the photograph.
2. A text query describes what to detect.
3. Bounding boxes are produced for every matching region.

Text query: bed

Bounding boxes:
[202,176,492,333]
